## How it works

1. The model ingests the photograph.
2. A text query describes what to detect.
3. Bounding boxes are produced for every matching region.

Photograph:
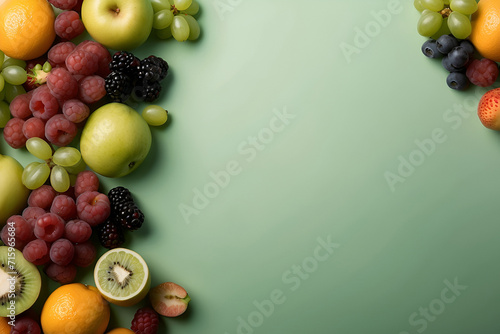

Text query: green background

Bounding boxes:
[2,0,500,333]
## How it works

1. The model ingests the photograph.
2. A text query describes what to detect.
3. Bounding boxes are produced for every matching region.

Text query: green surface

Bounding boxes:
[2,0,500,333]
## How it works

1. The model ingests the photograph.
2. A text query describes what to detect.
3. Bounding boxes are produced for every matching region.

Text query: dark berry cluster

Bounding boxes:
[105,51,169,103]
[97,186,145,249]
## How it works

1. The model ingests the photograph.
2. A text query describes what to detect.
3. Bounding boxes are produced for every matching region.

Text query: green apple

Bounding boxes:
[81,0,154,50]
[0,154,30,226]
[80,103,152,178]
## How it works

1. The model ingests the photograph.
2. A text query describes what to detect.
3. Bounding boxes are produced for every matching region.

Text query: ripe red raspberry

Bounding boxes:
[48,41,76,66]
[65,219,92,243]
[29,85,60,121]
[131,307,160,334]
[74,170,100,198]
[22,206,47,229]
[45,262,77,284]
[45,114,78,147]
[466,58,499,87]
[79,75,106,104]
[72,241,97,267]
[76,191,111,226]
[22,117,46,140]
[34,213,65,242]
[50,238,75,265]
[28,185,57,210]
[47,67,79,101]
[66,49,99,76]
[62,99,90,123]
[9,93,32,119]
[3,117,27,148]
[23,239,51,266]
[76,40,112,77]
[10,314,42,334]
[0,215,35,251]
[48,0,77,10]
[54,10,85,40]
[50,195,77,221]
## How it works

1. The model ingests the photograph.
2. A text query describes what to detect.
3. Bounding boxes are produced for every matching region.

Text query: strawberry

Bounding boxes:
[24,61,52,91]
[478,88,500,130]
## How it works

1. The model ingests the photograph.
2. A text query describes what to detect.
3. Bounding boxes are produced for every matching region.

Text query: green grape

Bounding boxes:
[443,0,450,4]
[4,83,26,103]
[65,158,87,175]
[1,57,26,71]
[156,26,173,39]
[0,74,4,93]
[2,65,27,86]
[174,0,192,10]
[182,0,199,15]
[171,15,190,41]
[450,0,478,15]
[151,0,171,12]
[421,0,444,11]
[448,11,471,39]
[69,173,77,187]
[26,137,53,161]
[154,9,174,30]
[417,10,443,37]
[0,51,4,69]
[50,165,70,193]
[0,100,10,128]
[414,0,425,12]
[23,162,50,190]
[0,86,4,101]
[52,147,81,167]
[431,17,451,39]
[142,105,168,126]
[184,15,200,40]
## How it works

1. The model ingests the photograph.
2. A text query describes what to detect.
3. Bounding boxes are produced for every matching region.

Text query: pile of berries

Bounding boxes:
[0,170,108,284]
[421,34,499,90]
[98,186,145,249]
[105,51,169,103]
[3,40,111,149]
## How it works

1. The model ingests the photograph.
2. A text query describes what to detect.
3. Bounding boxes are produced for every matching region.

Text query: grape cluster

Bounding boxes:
[415,0,478,39]
[0,52,29,128]
[152,0,201,42]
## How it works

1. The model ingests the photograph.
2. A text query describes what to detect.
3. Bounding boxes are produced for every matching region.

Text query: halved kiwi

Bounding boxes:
[94,248,150,307]
[0,246,41,317]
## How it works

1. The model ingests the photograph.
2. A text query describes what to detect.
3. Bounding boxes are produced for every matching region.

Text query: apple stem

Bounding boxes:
[110,7,120,15]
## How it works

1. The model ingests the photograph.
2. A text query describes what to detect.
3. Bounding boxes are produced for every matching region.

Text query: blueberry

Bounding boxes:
[436,35,459,54]
[460,39,475,56]
[446,72,469,90]
[442,55,465,73]
[421,39,442,59]
[447,46,470,68]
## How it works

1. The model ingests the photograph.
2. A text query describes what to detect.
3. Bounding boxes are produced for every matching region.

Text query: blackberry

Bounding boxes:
[115,201,144,231]
[146,55,169,81]
[97,219,125,249]
[136,59,161,83]
[109,51,140,76]
[133,81,162,102]
[108,186,133,208]
[105,71,133,102]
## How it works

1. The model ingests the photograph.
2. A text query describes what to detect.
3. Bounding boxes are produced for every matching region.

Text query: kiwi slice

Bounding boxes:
[94,248,150,307]
[0,246,41,317]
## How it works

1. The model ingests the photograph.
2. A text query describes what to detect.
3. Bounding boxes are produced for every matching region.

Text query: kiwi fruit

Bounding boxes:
[94,248,150,307]
[0,246,41,317]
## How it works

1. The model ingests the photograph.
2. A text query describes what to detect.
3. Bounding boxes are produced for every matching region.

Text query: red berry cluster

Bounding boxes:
[3,40,111,149]
[131,307,160,334]
[0,170,110,284]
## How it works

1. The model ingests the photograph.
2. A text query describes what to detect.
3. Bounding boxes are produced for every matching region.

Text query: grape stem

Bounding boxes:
[440,7,452,18]
[170,5,180,15]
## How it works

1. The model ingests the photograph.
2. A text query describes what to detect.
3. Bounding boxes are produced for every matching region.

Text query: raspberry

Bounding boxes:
[45,114,78,147]
[64,219,92,243]
[466,58,499,87]
[73,0,83,12]
[34,213,65,242]
[48,42,76,66]
[3,117,27,148]
[9,93,32,119]
[105,71,133,102]
[58,186,75,200]
[76,191,111,226]
[76,40,112,77]
[108,186,133,206]
[62,99,90,123]
[47,67,79,101]
[72,241,97,267]
[74,170,100,198]
[131,307,160,334]
[54,10,85,40]
[1,216,35,251]
[28,185,57,210]
[66,49,99,76]
[50,238,74,265]
[50,195,77,221]
[97,218,125,249]
[115,201,144,231]
[45,262,77,284]
[48,0,78,10]
[29,85,60,121]
[10,315,42,334]
[109,51,140,76]
[78,75,106,104]
[22,117,46,140]
[23,239,50,266]
[22,206,47,229]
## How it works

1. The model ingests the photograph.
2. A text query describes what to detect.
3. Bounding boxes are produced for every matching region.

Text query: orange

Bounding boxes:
[106,329,135,334]
[0,0,55,60]
[0,317,11,334]
[41,283,110,334]
[470,0,500,62]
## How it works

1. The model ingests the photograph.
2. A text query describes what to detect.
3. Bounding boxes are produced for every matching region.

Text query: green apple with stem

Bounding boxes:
[81,0,154,50]
[80,103,152,178]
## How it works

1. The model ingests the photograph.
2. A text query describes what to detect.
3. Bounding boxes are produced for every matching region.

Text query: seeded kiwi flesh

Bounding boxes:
[0,246,41,317]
